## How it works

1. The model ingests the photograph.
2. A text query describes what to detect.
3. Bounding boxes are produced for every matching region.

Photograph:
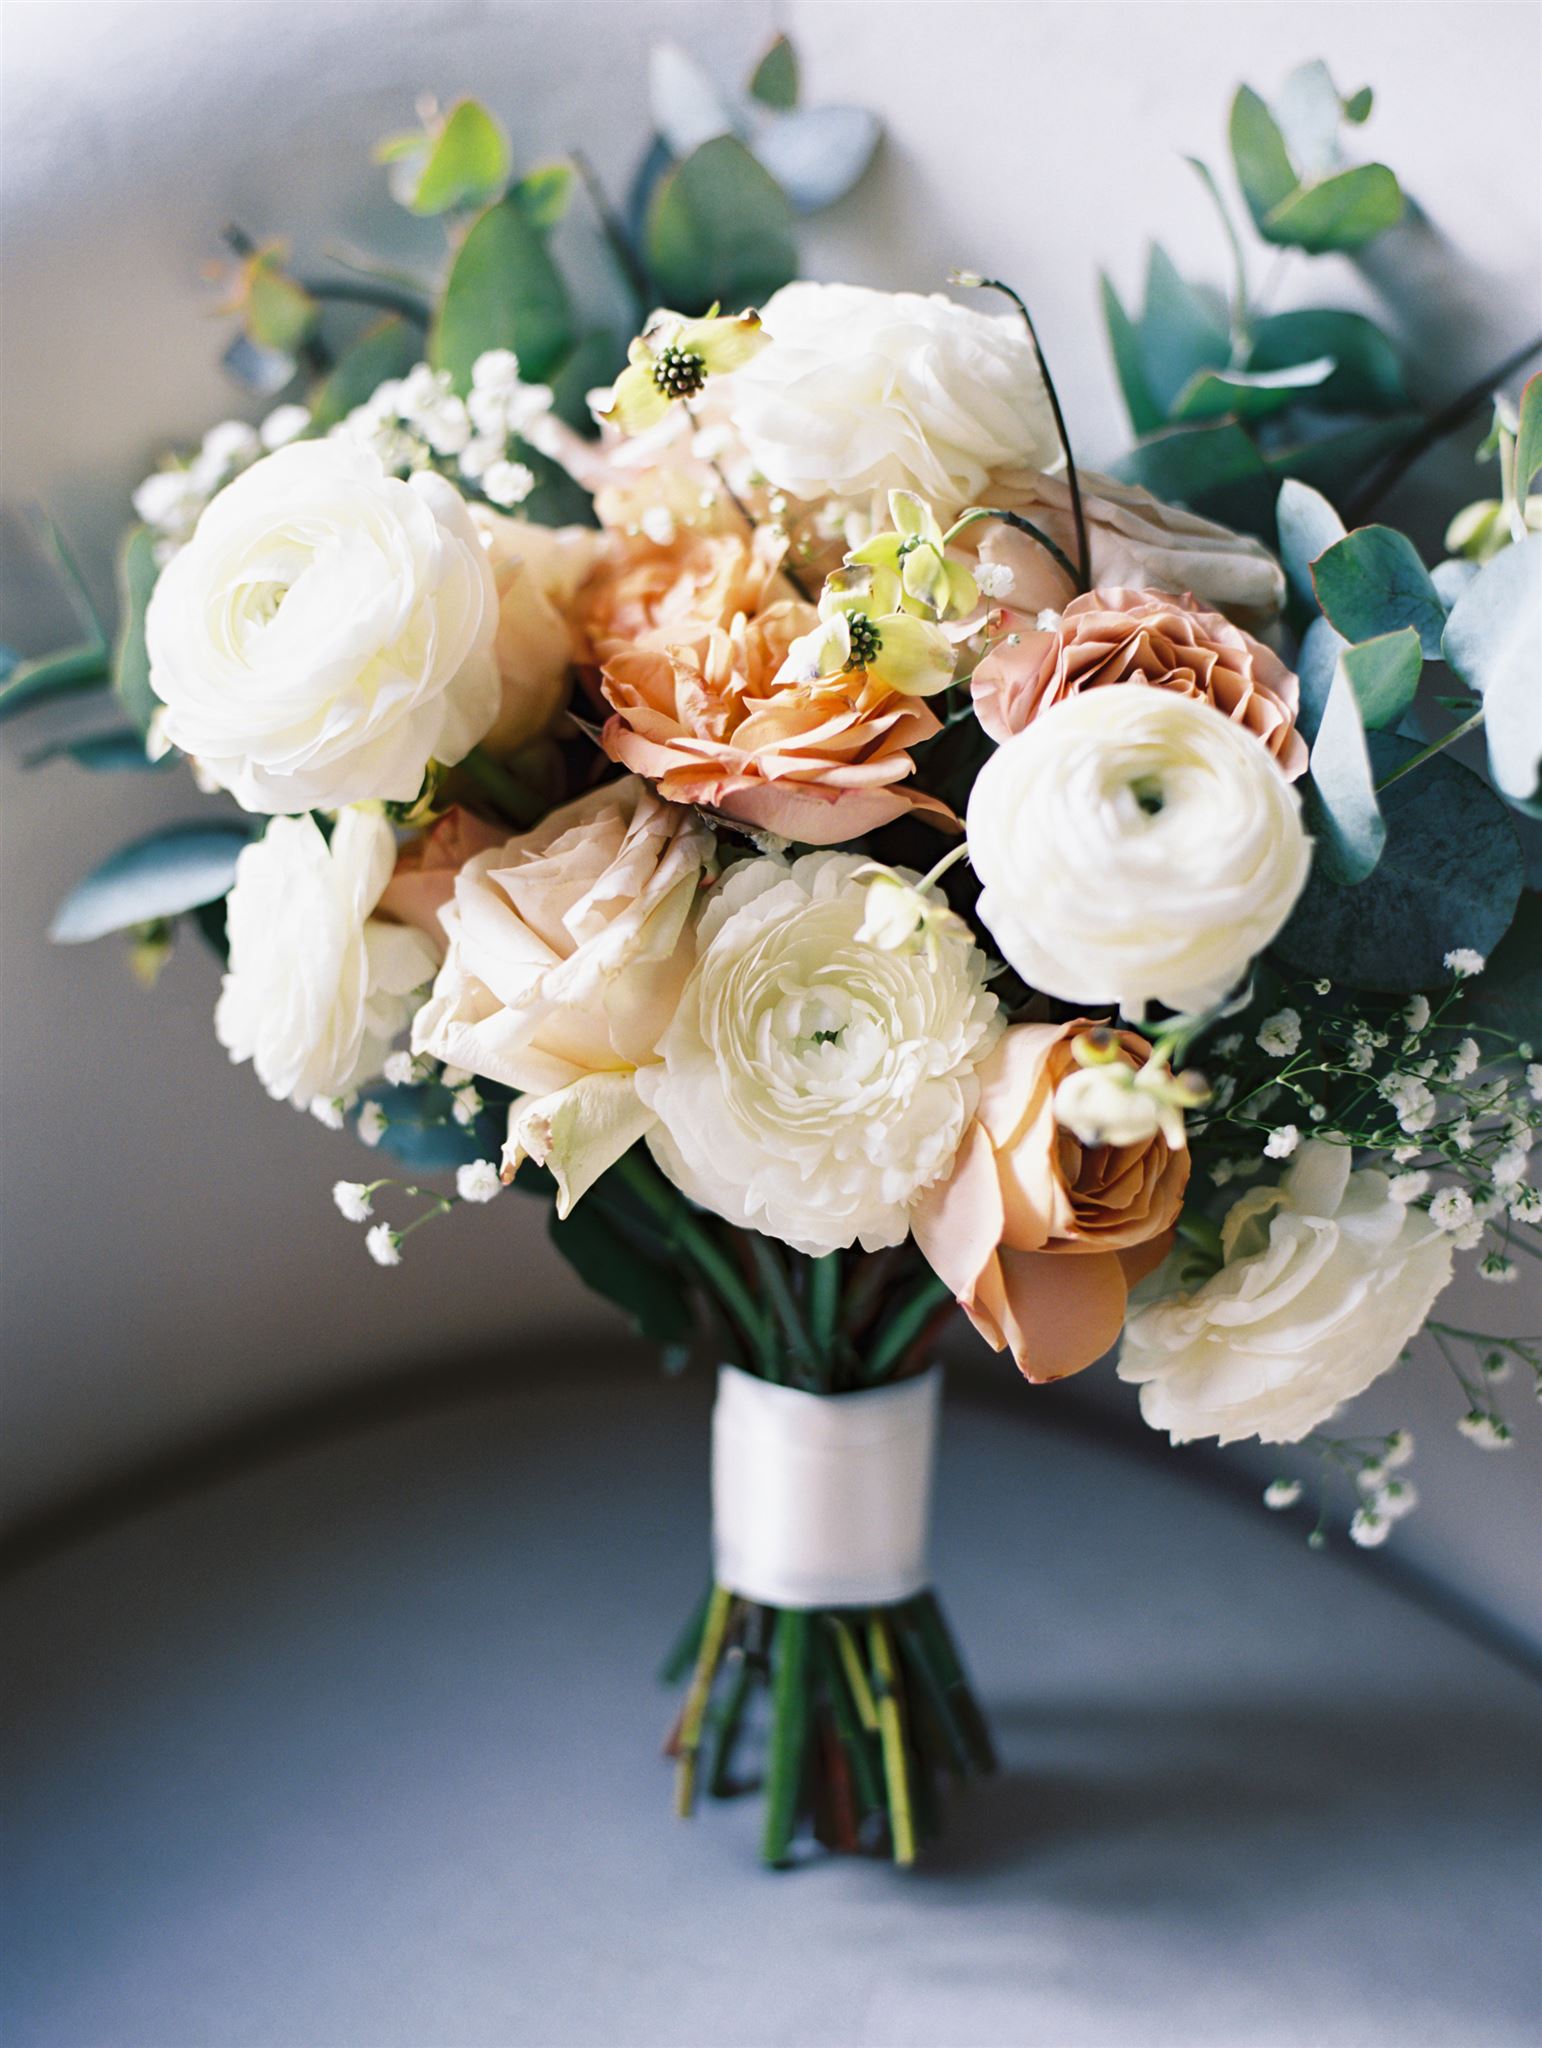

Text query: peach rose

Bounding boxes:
[473,509,602,757]
[971,586,1306,777]
[377,806,509,955]
[972,466,1286,633]
[911,1020,1190,1383]
[582,528,956,846]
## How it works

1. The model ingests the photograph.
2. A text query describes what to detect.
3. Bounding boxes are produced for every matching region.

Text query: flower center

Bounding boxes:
[844,612,883,671]
[1130,773,1165,816]
[651,346,708,399]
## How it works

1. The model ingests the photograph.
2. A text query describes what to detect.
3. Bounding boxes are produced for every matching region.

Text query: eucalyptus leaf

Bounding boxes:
[1338,627,1423,730]
[26,728,170,772]
[547,327,623,436]
[1461,891,1542,1045]
[406,100,512,216]
[749,34,799,110]
[548,1198,693,1346]
[1276,477,1346,608]
[307,316,420,430]
[650,42,743,158]
[356,1083,495,1170]
[1261,162,1403,252]
[1440,532,1542,807]
[1274,60,1352,177]
[513,162,575,232]
[1112,420,1274,533]
[1138,245,1231,416]
[645,135,797,315]
[51,822,254,944]
[1515,371,1542,499]
[0,643,110,726]
[430,193,575,391]
[1431,558,1480,608]
[1264,413,1422,500]
[1229,85,1298,228]
[1295,614,1350,743]
[113,525,161,737]
[221,331,297,397]
[1312,524,1445,656]
[1275,734,1524,990]
[1247,309,1407,414]
[1100,273,1165,437]
[754,104,880,214]
[245,256,318,353]
[1169,356,1335,425]
[1307,664,1385,884]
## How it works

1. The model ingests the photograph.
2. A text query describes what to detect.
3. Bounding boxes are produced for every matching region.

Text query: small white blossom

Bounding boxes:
[382,1050,420,1088]
[1389,1170,1430,1204]
[1451,1119,1475,1153]
[132,466,207,534]
[1214,1033,1244,1060]
[1526,1062,1542,1103]
[1482,1352,1512,1383]
[1478,1254,1517,1285]
[1457,1411,1512,1449]
[333,1180,374,1223]
[974,560,1015,600]
[1508,1183,1542,1223]
[1349,1507,1391,1547]
[1444,949,1485,978]
[1403,995,1431,1033]
[441,1066,472,1090]
[1265,1124,1300,1159]
[1346,1042,1375,1073]
[455,1159,502,1204]
[1263,1478,1302,1510]
[1257,1008,1303,1058]
[1381,1074,1436,1134]
[451,1083,483,1127]
[193,419,261,486]
[1429,1186,1474,1233]
[1451,1218,1486,1251]
[260,403,311,449]
[310,1095,348,1131]
[357,1100,388,1149]
[482,459,536,507]
[1447,1037,1481,1081]
[365,1222,402,1267]
[1375,1478,1419,1521]
[1492,1144,1530,1188]
[1383,1429,1414,1468]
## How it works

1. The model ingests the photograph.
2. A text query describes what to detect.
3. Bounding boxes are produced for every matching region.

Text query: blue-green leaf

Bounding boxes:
[749,35,799,110]
[1264,414,1422,500]
[1277,478,1346,608]
[114,525,161,737]
[307,316,421,431]
[1338,627,1423,731]
[1138,245,1231,416]
[1274,60,1351,177]
[1261,163,1403,252]
[548,1197,693,1346]
[430,194,575,392]
[650,42,742,158]
[1170,357,1335,425]
[1277,735,1523,990]
[1112,420,1274,532]
[754,105,880,215]
[1312,525,1445,655]
[51,822,254,944]
[1100,273,1164,437]
[645,135,797,315]
[1230,86,1298,227]
[1294,614,1349,744]
[356,1082,495,1169]
[26,728,171,773]
[1247,310,1407,414]
[512,162,575,232]
[1307,663,1385,883]
[0,643,110,725]
[404,100,512,217]
[1514,371,1542,499]
[1441,532,1542,809]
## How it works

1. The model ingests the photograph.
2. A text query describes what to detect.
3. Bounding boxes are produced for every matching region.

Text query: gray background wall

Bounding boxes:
[3,2,1538,1638]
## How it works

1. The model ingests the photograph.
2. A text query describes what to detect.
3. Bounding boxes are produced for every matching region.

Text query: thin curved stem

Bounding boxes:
[946,506,1082,593]
[1344,332,1542,524]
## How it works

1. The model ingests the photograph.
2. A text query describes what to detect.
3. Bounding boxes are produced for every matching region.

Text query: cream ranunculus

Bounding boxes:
[410,778,714,1213]
[1117,1141,1455,1444]
[725,283,1059,521]
[146,441,499,812]
[215,809,438,1112]
[638,851,1001,1256]
[968,685,1312,1015]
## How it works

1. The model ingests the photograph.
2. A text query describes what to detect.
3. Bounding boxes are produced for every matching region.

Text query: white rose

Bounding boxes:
[215,809,438,1112]
[1117,1141,1454,1445]
[471,507,602,756]
[411,778,713,1213]
[638,851,1001,1256]
[725,283,1058,521]
[147,441,499,812]
[968,685,1312,1015]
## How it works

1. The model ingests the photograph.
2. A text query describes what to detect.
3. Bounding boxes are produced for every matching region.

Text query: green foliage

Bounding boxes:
[1335,627,1423,731]
[0,643,109,725]
[1514,372,1542,499]
[1134,246,1230,415]
[1277,735,1524,991]
[749,35,799,110]
[307,316,421,430]
[356,1082,496,1169]
[1261,165,1403,254]
[26,728,171,773]
[113,526,161,737]
[1229,66,1402,252]
[1463,891,1542,1045]
[645,135,797,314]
[1099,273,1164,436]
[1276,478,1346,606]
[1306,661,1385,884]
[51,822,254,944]
[547,1195,693,1347]
[512,162,575,231]
[430,192,575,392]
[244,250,319,353]
[1170,357,1335,425]
[379,99,512,216]
[1247,310,1407,414]
[1311,525,1446,656]
[1441,532,1542,810]
[1112,420,1274,532]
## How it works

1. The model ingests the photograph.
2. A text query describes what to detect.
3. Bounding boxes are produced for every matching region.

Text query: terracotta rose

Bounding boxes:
[911,1020,1190,1383]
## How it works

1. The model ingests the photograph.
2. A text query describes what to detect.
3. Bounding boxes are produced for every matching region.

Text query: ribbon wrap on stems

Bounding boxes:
[711,1364,942,1610]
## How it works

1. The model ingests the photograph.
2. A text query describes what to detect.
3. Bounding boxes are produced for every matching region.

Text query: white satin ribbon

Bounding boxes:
[711,1365,942,1610]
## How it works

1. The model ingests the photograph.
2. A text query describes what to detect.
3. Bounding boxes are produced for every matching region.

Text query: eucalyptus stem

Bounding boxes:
[675,1584,733,1816]
[1345,331,1542,524]
[1374,708,1486,792]
[611,1151,779,1376]
[865,1271,953,1381]
[747,1234,814,1379]
[761,1610,811,1866]
[808,1253,841,1366]
[297,276,431,330]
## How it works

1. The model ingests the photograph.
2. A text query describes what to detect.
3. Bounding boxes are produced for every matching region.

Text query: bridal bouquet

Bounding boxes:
[10,43,1539,1867]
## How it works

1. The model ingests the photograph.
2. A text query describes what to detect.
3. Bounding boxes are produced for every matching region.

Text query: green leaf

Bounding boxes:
[645,135,797,315]
[1229,85,1298,228]
[1261,162,1403,252]
[51,822,254,944]
[1264,413,1422,499]
[356,1082,494,1170]
[113,525,161,737]
[1514,371,1542,499]
[1307,662,1385,883]
[547,326,623,435]
[0,643,110,725]
[1338,627,1423,731]
[1295,614,1349,743]
[1441,532,1542,809]
[1276,478,1346,608]
[1099,273,1164,437]
[548,1198,693,1346]
[406,100,512,216]
[749,33,799,110]
[1247,310,1407,414]
[1169,356,1335,425]
[430,194,575,392]
[1138,245,1231,416]
[307,316,421,431]
[26,727,171,772]
[512,161,575,231]
[1112,420,1274,534]
[1275,735,1524,990]
[1462,891,1542,1045]
[245,254,318,354]
[1344,86,1374,124]
[1312,525,1445,656]
[754,105,880,216]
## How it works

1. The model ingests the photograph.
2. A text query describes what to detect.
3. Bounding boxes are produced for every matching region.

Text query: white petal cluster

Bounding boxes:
[725,283,1058,520]
[968,686,1312,1015]
[1117,1141,1454,1445]
[148,441,499,811]
[215,810,438,1113]
[638,851,1001,1256]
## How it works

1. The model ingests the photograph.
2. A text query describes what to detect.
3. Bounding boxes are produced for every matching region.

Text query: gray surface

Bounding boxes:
[3,1363,1539,2048]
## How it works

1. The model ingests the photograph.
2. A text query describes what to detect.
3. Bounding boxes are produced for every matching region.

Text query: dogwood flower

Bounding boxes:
[847,491,979,622]
[777,563,957,698]
[599,307,766,434]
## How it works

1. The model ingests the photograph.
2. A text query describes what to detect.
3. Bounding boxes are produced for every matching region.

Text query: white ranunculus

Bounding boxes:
[968,685,1312,1015]
[725,283,1058,521]
[146,441,499,812]
[411,778,714,1213]
[215,809,438,1113]
[638,851,1001,1256]
[1117,1142,1454,1445]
